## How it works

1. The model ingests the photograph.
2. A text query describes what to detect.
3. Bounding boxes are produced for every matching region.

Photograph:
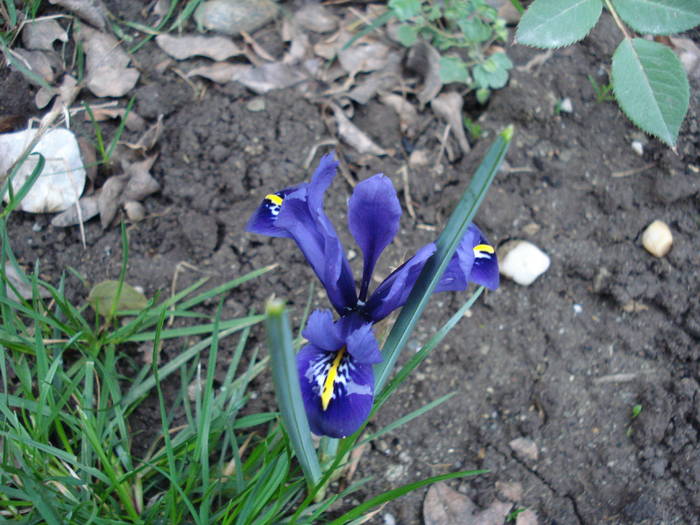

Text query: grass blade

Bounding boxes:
[264,299,321,488]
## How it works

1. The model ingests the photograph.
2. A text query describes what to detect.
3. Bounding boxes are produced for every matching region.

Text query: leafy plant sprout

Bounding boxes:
[388,0,513,103]
[516,0,700,148]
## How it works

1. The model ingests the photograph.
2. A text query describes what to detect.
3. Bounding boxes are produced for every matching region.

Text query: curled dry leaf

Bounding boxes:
[380,93,419,137]
[236,62,309,94]
[345,52,402,104]
[431,92,470,154]
[122,155,160,201]
[338,41,391,74]
[187,63,251,84]
[98,174,127,228]
[423,482,513,525]
[293,3,338,33]
[0,127,86,213]
[51,194,100,227]
[76,26,140,97]
[406,41,443,107]
[22,18,69,51]
[156,34,242,61]
[12,48,60,85]
[4,262,51,300]
[126,115,163,152]
[85,107,146,131]
[49,0,108,30]
[330,103,387,156]
[78,137,98,183]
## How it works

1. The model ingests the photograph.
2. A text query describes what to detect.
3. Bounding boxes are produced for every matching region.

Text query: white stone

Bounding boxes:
[499,240,550,286]
[642,220,672,257]
[631,140,644,156]
[559,97,573,113]
[0,128,86,213]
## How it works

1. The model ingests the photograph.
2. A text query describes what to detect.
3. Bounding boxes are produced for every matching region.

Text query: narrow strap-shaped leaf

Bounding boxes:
[375,127,512,393]
[612,37,689,147]
[611,0,700,35]
[516,0,603,48]
[265,299,322,488]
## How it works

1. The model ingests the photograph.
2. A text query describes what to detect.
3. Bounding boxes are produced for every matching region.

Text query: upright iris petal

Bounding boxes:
[348,174,401,301]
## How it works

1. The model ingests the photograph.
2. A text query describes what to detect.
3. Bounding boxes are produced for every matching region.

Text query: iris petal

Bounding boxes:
[245,188,298,238]
[297,344,374,438]
[348,174,402,301]
[345,322,383,364]
[302,309,344,351]
[364,243,436,322]
[274,154,357,313]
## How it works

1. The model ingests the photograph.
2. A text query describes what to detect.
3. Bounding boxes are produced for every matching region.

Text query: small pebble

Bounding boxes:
[631,140,644,156]
[246,96,266,112]
[642,220,672,257]
[559,97,573,113]
[499,240,550,286]
[383,513,396,525]
[32,222,43,232]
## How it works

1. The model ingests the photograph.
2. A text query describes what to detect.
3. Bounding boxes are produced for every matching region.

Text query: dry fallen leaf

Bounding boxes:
[406,41,443,107]
[76,26,140,97]
[187,63,251,84]
[423,482,475,525]
[12,48,60,85]
[431,91,471,154]
[126,115,163,152]
[4,261,51,301]
[85,107,146,131]
[330,103,387,156]
[293,3,338,33]
[338,41,390,74]
[380,93,419,137]
[98,174,127,228]
[122,155,160,201]
[49,0,108,30]
[51,194,100,227]
[123,200,145,222]
[156,33,242,61]
[424,483,513,525]
[22,18,69,51]
[235,62,309,93]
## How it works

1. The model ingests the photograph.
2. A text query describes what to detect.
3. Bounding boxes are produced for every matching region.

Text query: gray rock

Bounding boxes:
[195,0,278,36]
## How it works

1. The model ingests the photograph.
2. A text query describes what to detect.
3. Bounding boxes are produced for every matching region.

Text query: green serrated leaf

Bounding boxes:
[439,56,470,84]
[611,38,689,147]
[612,0,700,35]
[88,280,148,317]
[516,0,603,48]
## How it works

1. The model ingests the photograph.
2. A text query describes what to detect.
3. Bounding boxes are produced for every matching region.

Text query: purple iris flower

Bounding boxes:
[247,152,498,438]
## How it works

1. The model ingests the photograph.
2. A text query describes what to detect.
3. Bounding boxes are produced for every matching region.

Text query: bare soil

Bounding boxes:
[3,2,699,524]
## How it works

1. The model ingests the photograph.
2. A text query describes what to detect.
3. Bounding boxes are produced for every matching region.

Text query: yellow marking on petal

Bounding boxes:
[474,243,495,254]
[321,347,346,411]
[265,193,283,205]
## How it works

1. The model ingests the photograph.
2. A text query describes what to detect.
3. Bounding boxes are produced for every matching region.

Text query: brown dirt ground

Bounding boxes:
[2,2,699,524]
